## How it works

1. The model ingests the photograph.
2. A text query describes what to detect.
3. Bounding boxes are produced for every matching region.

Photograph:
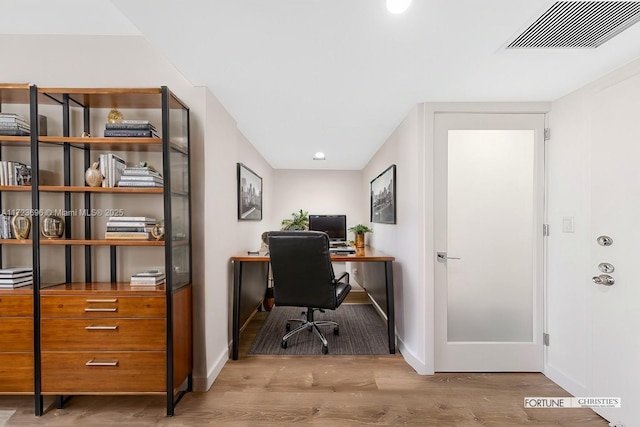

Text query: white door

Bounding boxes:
[434,113,545,371]
[588,77,640,424]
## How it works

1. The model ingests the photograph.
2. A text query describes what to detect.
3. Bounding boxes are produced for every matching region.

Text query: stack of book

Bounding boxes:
[104,120,159,138]
[130,269,165,287]
[105,216,156,240]
[117,166,163,188]
[0,113,30,136]
[0,161,32,186]
[0,214,15,239]
[0,267,33,289]
[98,153,126,188]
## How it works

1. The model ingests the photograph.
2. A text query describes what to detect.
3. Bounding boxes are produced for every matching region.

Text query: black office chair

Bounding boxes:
[268,231,351,354]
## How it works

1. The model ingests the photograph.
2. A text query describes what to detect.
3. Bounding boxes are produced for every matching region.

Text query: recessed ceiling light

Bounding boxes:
[313,152,326,160]
[387,0,412,14]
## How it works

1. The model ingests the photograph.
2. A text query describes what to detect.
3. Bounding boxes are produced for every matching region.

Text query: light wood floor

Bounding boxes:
[2,297,608,426]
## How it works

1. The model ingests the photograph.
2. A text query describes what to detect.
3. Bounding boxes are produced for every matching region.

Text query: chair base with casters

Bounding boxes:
[281,307,340,355]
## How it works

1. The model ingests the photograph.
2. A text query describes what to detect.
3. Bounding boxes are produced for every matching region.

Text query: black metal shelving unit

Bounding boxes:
[11,85,193,417]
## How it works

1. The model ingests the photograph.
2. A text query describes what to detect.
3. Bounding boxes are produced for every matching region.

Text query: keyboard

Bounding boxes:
[329,246,356,253]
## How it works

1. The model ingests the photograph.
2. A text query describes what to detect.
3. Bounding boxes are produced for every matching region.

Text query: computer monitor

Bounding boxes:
[309,214,347,243]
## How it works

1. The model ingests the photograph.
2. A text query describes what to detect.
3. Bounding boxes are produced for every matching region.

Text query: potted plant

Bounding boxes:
[281,209,309,230]
[348,224,373,249]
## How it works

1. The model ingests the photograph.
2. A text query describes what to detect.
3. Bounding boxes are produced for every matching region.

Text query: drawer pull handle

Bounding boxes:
[86,299,118,303]
[85,359,119,367]
[85,325,119,330]
[84,308,118,312]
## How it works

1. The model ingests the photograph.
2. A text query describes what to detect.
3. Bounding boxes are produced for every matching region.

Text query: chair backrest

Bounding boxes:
[268,231,337,309]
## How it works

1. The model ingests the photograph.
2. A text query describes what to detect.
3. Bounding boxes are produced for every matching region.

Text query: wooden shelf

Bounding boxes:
[0,136,31,145]
[39,185,163,194]
[0,239,33,245]
[39,239,165,246]
[0,185,32,192]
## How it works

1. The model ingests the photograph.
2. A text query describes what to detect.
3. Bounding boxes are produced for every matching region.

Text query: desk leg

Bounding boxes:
[385,260,395,354]
[232,261,242,360]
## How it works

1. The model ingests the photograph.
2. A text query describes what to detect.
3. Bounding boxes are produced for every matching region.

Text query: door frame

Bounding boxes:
[424,109,550,372]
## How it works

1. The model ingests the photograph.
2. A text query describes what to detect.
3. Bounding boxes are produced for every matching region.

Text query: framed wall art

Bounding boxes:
[237,163,263,221]
[370,164,396,224]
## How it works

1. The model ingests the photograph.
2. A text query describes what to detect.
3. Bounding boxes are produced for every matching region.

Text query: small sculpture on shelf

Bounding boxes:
[107,108,123,123]
[151,222,165,241]
[84,162,103,187]
[11,214,31,240]
[41,214,65,239]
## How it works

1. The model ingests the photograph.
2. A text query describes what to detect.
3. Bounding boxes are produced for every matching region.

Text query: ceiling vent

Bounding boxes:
[507,1,640,49]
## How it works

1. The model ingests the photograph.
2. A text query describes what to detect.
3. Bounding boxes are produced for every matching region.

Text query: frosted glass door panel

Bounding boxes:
[447,130,534,342]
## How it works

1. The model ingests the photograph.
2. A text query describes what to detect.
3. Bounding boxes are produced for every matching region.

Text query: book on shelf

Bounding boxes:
[118,175,164,182]
[98,152,126,188]
[0,276,33,285]
[122,168,162,177]
[106,221,156,228]
[105,122,157,131]
[117,180,164,188]
[106,226,154,232]
[0,161,32,186]
[105,231,152,240]
[108,216,157,223]
[0,128,29,136]
[104,129,159,138]
[0,214,15,239]
[0,280,33,289]
[130,277,166,285]
[115,119,151,125]
[131,269,165,277]
[0,267,33,276]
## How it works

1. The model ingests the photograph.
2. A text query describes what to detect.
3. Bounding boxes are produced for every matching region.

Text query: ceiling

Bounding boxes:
[3,0,640,170]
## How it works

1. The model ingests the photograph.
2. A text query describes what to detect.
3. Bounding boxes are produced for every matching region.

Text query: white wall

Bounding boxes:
[547,58,640,425]
[545,90,590,394]
[272,169,365,233]
[362,105,430,373]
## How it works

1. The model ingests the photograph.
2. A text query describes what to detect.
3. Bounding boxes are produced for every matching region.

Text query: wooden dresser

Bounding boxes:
[0,291,34,394]
[39,283,191,395]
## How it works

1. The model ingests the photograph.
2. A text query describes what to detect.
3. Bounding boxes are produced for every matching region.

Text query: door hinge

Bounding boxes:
[543,224,550,236]
[544,128,551,141]
[543,333,550,346]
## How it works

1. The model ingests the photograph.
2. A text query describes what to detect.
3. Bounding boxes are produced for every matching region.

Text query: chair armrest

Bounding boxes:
[335,271,350,284]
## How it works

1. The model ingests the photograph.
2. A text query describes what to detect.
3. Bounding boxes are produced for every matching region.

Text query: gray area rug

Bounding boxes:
[248,304,389,355]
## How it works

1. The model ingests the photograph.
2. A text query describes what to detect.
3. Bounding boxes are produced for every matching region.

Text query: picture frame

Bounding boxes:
[370,164,396,224]
[237,163,263,221]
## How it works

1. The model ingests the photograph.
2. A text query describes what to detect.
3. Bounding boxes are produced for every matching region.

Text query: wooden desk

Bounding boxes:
[230,248,395,360]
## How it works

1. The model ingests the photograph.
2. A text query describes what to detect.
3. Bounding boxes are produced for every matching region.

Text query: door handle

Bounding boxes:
[437,252,461,262]
[592,274,615,286]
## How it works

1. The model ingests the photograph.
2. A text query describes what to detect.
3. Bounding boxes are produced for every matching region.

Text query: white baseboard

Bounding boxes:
[192,348,229,392]
[544,363,587,396]
[397,336,433,375]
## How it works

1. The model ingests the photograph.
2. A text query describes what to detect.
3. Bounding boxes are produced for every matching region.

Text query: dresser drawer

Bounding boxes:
[41,295,165,318]
[0,295,33,317]
[0,318,33,352]
[41,351,166,393]
[41,318,165,351]
[0,353,34,393]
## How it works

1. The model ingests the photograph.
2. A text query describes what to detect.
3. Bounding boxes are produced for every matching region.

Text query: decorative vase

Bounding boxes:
[85,162,103,187]
[263,287,275,311]
[41,214,65,239]
[11,214,31,240]
[355,233,365,249]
